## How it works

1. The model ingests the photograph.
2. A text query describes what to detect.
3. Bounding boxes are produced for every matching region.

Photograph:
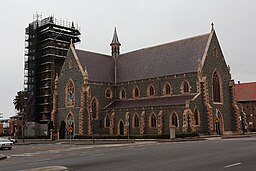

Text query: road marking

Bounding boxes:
[89,153,104,157]
[224,162,242,168]
[26,158,53,165]
[11,154,34,157]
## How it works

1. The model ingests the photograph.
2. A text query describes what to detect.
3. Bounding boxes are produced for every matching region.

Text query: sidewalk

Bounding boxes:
[14,132,256,145]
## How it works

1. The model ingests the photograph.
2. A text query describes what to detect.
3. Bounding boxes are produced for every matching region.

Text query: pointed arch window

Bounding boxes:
[150,113,157,128]
[171,113,178,127]
[133,86,140,98]
[133,113,140,128]
[148,85,155,97]
[181,80,190,94]
[164,83,171,95]
[213,72,221,102]
[91,98,99,119]
[105,88,112,98]
[119,88,126,99]
[66,80,75,106]
[105,115,110,128]
[194,108,200,126]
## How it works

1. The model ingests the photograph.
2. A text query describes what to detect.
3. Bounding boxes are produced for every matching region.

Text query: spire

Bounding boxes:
[110,28,121,46]
[211,22,215,31]
[110,28,121,59]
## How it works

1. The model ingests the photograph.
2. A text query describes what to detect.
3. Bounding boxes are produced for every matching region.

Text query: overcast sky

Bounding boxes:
[0,0,255,119]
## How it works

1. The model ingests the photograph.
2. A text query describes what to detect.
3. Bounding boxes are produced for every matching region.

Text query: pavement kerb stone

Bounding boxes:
[14,133,256,145]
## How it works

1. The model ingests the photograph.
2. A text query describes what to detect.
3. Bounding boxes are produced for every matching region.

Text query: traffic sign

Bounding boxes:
[67,126,73,133]
[215,118,220,122]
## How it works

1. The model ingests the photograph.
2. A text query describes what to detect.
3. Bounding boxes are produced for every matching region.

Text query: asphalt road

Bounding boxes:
[0,137,255,171]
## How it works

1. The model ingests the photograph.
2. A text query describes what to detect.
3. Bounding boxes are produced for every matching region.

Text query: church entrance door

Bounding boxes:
[119,120,124,135]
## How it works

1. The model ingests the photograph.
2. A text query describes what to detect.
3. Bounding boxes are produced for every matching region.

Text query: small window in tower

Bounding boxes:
[69,60,72,69]
[213,47,218,58]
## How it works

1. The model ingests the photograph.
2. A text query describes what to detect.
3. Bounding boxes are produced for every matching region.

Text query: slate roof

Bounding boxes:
[75,49,114,83]
[235,82,256,102]
[117,33,210,83]
[104,94,196,109]
[74,32,211,83]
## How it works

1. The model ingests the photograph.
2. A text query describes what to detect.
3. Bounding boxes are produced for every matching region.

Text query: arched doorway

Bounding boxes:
[215,110,224,135]
[119,120,124,135]
[59,121,66,139]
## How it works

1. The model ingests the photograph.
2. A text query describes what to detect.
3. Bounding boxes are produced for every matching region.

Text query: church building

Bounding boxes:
[51,25,240,138]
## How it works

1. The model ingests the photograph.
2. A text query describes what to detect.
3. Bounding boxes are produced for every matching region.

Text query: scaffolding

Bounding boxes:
[24,16,80,123]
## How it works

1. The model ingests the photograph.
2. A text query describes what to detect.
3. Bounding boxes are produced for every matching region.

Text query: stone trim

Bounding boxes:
[182,108,196,132]
[51,75,58,130]
[87,87,92,136]
[78,87,85,135]
[124,112,129,136]
[157,110,163,135]
[202,79,214,133]
[229,80,240,132]
[201,28,214,70]
[110,112,115,135]
[140,111,145,135]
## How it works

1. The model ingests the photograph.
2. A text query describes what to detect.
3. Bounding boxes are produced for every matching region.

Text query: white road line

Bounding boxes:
[89,153,104,157]
[224,162,242,168]
[26,159,52,165]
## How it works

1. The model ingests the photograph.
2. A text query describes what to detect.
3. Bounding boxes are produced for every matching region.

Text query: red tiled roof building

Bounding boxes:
[235,82,256,130]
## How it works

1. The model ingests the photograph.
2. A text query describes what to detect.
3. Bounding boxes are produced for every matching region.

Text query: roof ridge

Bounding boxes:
[76,49,112,58]
[119,32,210,57]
